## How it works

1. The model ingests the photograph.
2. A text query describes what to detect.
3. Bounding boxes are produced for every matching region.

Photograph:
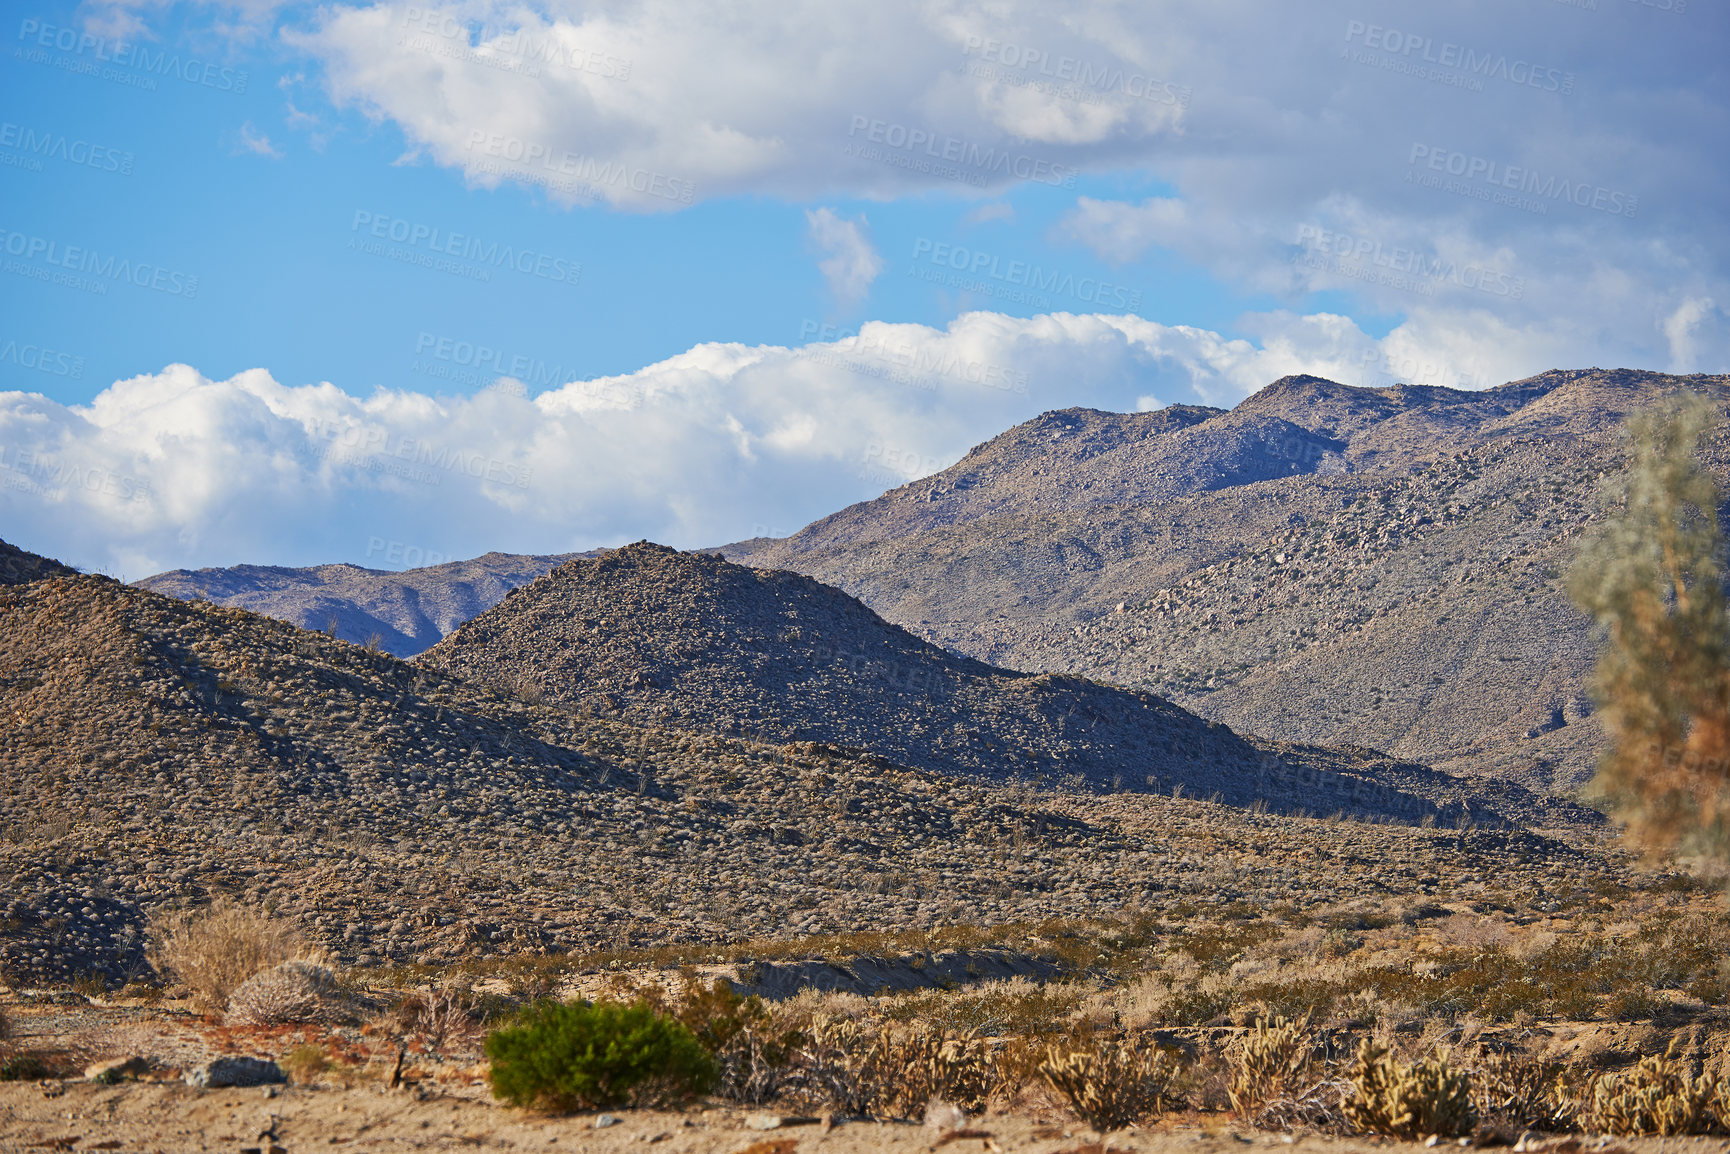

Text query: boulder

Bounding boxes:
[184,1056,285,1088]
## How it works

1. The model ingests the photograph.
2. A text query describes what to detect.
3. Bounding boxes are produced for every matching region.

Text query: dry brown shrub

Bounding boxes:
[148,899,305,1011]
[1467,1047,1570,1135]
[1586,1047,1722,1137]
[226,960,346,1026]
[1039,1037,1179,1132]
[790,1017,996,1119]
[1345,1041,1475,1139]
[1227,1014,1351,1130]
[389,987,486,1055]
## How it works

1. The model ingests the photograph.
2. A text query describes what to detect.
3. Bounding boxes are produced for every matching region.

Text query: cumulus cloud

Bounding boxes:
[806,208,882,310]
[284,0,1186,209]
[69,0,1727,377]
[0,308,1521,576]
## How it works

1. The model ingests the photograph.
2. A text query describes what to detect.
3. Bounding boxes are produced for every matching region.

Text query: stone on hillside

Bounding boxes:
[184,1056,285,1087]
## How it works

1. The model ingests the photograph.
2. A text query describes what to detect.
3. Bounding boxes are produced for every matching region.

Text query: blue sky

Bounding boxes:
[0,0,1724,575]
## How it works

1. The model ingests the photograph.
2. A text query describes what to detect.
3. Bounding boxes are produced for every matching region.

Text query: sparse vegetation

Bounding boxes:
[226,959,346,1025]
[147,900,306,1012]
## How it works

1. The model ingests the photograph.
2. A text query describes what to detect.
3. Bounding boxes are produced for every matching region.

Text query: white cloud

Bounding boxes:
[1,308,1527,575]
[1059,196,1186,264]
[806,208,882,310]
[1662,297,1728,374]
[234,121,282,158]
[962,201,1016,227]
[255,0,1727,373]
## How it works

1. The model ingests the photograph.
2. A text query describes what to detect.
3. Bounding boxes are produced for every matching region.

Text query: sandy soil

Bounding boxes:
[0,1079,1633,1154]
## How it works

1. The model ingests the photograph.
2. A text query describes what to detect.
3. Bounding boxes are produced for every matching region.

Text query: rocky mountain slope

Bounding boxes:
[0,567,1609,985]
[417,542,1586,829]
[135,551,587,656]
[1,537,77,585]
[725,369,1730,793]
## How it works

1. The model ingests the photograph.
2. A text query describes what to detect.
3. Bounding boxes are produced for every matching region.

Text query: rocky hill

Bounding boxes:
[135,551,587,656]
[725,369,1730,793]
[0,567,1611,986]
[417,541,1586,829]
[1,536,77,586]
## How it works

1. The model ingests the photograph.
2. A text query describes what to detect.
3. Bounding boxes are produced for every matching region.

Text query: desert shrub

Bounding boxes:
[1040,1037,1179,1131]
[792,1017,996,1118]
[390,987,485,1055]
[1227,1014,1313,1114]
[281,1044,332,1085]
[667,977,798,1105]
[1467,1048,1571,1134]
[226,960,345,1026]
[485,999,717,1112]
[148,900,304,1011]
[1586,1049,1719,1136]
[873,1025,996,1118]
[1569,393,1730,868]
[1227,1014,1349,1129]
[1345,1041,1475,1139]
[882,980,1086,1036]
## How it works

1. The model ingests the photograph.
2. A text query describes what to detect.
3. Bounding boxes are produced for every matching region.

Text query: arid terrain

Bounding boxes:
[8,371,1730,1149]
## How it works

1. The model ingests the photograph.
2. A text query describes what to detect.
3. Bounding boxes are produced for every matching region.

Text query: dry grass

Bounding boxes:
[147,899,308,1011]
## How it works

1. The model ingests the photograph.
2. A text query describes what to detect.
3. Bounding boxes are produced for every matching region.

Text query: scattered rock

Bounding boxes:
[183,1057,285,1088]
[743,1114,819,1131]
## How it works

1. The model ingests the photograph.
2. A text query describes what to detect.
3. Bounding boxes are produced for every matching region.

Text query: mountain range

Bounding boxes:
[129,367,1730,795]
[0,536,1600,984]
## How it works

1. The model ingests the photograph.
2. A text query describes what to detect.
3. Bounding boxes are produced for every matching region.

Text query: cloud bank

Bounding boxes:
[1,309,1482,576]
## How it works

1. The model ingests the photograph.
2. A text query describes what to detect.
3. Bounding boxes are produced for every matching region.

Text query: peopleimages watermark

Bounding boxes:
[14,18,248,94]
[412,331,580,391]
[860,442,956,490]
[307,416,534,488]
[1406,143,1637,218]
[909,238,1141,311]
[0,336,83,379]
[464,133,695,205]
[1342,21,1574,96]
[845,116,1079,190]
[399,7,631,81]
[0,121,133,176]
[0,228,198,297]
[1292,224,1525,301]
[960,37,1190,109]
[797,320,1030,395]
[348,211,582,286]
[0,445,151,502]
[364,536,455,570]
[1352,348,1497,391]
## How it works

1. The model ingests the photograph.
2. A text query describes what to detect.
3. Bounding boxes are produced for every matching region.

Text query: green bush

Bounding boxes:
[485,999,717,1112]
